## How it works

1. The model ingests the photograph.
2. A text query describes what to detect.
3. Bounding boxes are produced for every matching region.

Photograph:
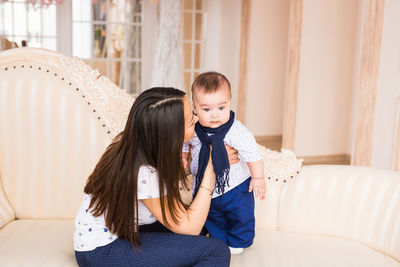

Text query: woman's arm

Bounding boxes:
[142,152,215,235]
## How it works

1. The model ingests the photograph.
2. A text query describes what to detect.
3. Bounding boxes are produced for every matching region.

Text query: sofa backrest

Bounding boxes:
[277,165,400,262]
[0,48,133,220]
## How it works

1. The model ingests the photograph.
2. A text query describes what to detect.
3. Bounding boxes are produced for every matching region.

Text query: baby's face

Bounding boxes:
[193,85,231,128]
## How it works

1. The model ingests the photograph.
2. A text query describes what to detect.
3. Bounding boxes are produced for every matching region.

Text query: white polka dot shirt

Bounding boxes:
[74,165,161,251]
[183,119,262,198]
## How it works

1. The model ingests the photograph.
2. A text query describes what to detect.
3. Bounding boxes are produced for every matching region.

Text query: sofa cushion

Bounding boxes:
[0,173,14,229]
[0,219,76,266]
[1,220,398,267]
[230,230,400,267]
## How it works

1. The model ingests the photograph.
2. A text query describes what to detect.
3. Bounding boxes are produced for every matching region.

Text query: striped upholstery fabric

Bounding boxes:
[0,48,133,266]
[278,165,400,263]
[0,172,14,228]
[0,62,112,219]
[0,48,133,222]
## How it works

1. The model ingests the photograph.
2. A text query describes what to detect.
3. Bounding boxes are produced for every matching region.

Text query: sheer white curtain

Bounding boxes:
[150,0,184,91]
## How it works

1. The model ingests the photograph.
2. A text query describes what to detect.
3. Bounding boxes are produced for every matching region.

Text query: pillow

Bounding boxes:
[258,145,303,183]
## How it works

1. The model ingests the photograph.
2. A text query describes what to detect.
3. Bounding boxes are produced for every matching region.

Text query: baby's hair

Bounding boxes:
[191,71,232,98]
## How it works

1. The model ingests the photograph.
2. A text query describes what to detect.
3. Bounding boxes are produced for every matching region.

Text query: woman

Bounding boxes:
[74,87,232,266]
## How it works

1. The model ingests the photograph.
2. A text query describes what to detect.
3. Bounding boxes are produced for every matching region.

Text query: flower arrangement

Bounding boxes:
[94,28,106,40]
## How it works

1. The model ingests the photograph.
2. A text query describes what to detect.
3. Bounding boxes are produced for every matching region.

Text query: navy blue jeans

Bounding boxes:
[75,221,230,267]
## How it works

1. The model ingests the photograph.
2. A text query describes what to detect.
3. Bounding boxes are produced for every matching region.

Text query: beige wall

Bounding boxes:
[206,0,399,168]
[203,0,241,111]
[294,0,359,157]
[219,0,242,111]
[245,0,289,136]
[371,0,400,169]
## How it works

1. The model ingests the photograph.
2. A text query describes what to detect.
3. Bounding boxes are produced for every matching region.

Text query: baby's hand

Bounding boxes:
[249,178,266,200]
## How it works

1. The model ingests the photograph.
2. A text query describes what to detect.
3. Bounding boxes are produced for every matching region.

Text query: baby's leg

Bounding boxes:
[204,197,229,244]
[226,178,255,248]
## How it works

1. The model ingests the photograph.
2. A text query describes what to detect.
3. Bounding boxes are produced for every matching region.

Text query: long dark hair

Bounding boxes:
[84,87,188,246]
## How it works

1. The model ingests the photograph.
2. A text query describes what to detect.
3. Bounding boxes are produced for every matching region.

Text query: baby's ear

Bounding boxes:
[191,102,197,114]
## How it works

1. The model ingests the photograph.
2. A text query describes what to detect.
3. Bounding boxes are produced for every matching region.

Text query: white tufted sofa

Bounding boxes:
[0,48,399,267]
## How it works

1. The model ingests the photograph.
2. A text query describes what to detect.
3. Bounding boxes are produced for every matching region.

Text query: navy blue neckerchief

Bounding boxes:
[194,111,235,196]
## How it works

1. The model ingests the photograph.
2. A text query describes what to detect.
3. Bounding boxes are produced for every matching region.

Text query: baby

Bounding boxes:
[183,71,266,254]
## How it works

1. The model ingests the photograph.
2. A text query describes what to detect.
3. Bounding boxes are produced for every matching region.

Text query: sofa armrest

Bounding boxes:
[255,146,303,230]
[0,172,15,229]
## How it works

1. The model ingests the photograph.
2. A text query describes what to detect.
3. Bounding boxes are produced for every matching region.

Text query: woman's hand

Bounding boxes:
[226,145,239,165]
[201,146,215,190]
[143,147,215,235]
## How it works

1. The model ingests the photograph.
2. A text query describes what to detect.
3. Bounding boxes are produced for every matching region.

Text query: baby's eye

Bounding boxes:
[203,108,210,112]
[218,106,225,111]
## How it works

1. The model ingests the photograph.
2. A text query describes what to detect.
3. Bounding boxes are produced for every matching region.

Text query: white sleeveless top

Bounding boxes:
[74,165,161,251]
